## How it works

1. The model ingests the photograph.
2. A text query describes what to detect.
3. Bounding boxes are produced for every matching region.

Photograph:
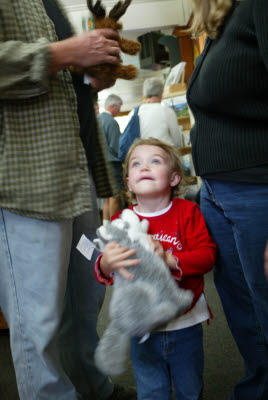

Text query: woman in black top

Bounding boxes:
[187,1,268,399]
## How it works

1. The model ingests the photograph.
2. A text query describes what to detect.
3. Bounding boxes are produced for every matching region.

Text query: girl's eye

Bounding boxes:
[152,159,160,165]
[132,161,140,167]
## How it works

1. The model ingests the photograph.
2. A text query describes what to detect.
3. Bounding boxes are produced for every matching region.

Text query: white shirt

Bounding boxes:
[128,103,183,148]
[134,205,210,337]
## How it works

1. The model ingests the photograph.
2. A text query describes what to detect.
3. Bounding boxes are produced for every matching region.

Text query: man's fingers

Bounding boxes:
[100,28,120,41]
[105,39,120,49]
[104,55,120,65]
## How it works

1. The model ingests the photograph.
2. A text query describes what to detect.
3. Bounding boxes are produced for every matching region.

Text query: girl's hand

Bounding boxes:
[148,236,179,271]
[147,236,165,258]
[100,241,140,280]
[164,250,180,271]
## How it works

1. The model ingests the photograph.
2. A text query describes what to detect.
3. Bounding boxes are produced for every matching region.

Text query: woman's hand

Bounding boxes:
[100,241,140,280]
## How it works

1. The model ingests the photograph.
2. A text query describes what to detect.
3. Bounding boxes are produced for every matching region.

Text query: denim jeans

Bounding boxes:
[131,324,204,400]
[201,179,268,400]
[57,170,113,400]
[0,209,76,400]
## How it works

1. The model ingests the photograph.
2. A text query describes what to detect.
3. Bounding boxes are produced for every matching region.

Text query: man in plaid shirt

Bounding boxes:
[0,1,134,400]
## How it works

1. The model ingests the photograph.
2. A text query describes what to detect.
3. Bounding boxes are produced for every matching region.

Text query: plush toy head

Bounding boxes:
[94,209,193,375]
[69,0,141,81]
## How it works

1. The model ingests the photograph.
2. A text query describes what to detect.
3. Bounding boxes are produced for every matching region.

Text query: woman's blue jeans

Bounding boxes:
[201,179,268,400]
[131,324,204,400]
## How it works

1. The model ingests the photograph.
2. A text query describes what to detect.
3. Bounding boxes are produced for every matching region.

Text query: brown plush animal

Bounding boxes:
[70,0,141,80]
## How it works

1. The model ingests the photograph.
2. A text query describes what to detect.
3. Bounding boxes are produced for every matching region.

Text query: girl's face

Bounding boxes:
[126,145,180,200]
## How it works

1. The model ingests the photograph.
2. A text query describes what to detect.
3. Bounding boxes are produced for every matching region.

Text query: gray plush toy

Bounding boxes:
[94,209,193,376]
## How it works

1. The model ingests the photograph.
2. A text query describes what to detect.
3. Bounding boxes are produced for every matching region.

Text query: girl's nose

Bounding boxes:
[141,164,149,171]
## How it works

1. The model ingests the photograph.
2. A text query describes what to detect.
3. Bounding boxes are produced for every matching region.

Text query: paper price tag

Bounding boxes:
[76,234,96,261]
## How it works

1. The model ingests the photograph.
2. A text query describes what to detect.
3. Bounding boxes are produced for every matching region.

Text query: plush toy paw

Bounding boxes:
[95,322,129,376]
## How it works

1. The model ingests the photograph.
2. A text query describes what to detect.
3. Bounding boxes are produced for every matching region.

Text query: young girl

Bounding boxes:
[95,138,216,400]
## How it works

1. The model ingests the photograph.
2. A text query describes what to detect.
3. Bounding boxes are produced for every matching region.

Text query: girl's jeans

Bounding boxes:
[201,179,268,400]
[131,324,204,400]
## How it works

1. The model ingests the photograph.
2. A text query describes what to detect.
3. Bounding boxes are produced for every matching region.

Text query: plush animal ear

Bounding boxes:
[97,225,112,242]
[121,208,139,224]
[111,218,125,230]
[109,0,132,21]
[140,218,149,233]
[87,0,106,18]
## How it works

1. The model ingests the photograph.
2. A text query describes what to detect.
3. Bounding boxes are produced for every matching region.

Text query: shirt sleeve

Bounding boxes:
[94,254,114,285]
[0,38,52,100]
[172,204,216,277]
[253,0,268,72]
[165,106,183,148]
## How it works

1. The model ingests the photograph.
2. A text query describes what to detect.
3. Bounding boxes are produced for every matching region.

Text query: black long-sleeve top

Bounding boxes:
[187,0,268,183]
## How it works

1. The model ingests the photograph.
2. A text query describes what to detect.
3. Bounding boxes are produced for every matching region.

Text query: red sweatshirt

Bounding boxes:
[95,199,216,310]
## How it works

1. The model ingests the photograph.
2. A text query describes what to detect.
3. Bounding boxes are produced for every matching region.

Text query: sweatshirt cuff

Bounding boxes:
[94,254,114,285]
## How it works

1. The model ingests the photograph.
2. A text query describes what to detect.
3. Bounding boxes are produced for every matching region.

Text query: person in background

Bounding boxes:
[98,94,125,224]
[0,0,135,399]
[127,77,183,148]
[95,138,216,400]
[187,0,268,399]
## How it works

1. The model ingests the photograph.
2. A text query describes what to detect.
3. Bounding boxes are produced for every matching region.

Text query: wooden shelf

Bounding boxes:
[178,115,191,131]
[179,146,192,156]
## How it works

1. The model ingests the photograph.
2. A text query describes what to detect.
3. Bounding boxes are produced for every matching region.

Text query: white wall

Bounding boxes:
[63,0,192,34]
[60,0,192,111]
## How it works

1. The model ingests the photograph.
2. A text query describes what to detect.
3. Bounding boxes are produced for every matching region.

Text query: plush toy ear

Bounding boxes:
[111,218,125,230]
[97,225,112,242]
[109,0,132,21]
[121,209,139,225]
[140,218,149,233]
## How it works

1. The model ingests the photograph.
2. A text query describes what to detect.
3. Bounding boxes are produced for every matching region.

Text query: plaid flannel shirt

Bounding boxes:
[0,0,117,220]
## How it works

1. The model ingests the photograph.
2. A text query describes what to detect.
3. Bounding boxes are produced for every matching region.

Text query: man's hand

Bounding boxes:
[49,29,120,73]
[100,242,140,280]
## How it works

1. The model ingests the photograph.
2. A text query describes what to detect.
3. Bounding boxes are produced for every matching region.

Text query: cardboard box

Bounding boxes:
[162,83,187,98]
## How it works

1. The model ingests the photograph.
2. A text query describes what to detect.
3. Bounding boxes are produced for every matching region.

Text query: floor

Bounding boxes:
[0,271,244,400]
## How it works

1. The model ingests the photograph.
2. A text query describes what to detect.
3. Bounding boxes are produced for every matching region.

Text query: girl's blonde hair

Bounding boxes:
[123,138,195,203]
[189,0,234,39]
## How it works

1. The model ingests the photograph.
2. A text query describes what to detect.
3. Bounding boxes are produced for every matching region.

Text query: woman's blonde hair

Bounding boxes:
[123,138,195,203]
[189,0,233,39]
